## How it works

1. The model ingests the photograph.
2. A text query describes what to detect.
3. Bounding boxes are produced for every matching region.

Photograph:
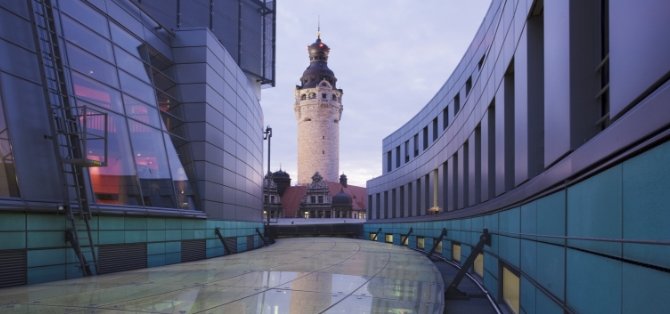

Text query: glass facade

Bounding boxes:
[59,6,195,209]
[0,89,19,197]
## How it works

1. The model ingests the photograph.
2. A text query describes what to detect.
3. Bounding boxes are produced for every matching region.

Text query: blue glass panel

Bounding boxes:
[622,142,670,268]
[59,0,109,37]
[119,71,156,106]
[61,15,113,61]
[114,46,151,83]
[163,133,195,209]
[124,94,161,127]
[71,72,124,113]
[66,43,118,87]
[623,262,670,313]
[566,249,621,314]
[567,166,622,257]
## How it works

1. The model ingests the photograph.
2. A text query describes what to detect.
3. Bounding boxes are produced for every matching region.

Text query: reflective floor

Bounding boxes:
[0,238,444,313]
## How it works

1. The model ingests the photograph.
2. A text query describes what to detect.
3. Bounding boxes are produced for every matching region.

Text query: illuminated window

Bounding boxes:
[452,242,461,262]
[436,240,443,255]
[502,265,520,314]
[417,236,425,249]
[385,234,393,243]
[400,234,408,246]
[474,253,484,277]
[369,232,377,241]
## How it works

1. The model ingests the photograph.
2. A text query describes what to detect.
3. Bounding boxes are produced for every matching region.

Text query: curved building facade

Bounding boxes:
[365,0,670,313]
[0,0,274,287]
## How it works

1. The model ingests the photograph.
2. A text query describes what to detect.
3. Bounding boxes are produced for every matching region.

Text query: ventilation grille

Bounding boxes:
[98,243,147,274]
[224,237,237,254]
[247,235,254,251]
[181,239,206,262]
[0,249,26,288]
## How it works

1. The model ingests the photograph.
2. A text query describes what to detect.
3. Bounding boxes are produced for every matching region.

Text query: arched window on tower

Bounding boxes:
[309,93,316,99]
[332,95,337,101]
[301,94,306,100]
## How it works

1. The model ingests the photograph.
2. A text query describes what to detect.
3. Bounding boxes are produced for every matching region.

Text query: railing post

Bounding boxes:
[426,228,448,257]
[446,228,491,299]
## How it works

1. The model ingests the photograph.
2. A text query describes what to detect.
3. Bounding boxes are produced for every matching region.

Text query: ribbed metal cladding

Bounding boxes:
[181,239,206,262]
[98,243,147,274]
[224,237,237,254]
[0,249,26,288]
[247,235,254,251]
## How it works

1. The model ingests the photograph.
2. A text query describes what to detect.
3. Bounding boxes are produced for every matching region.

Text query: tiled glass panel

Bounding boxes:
[119,71,156,106]
[114,46,151,83]
[163,133,195,209]
[566,249,621,314]
[66,43,118,87]
[623,262,670,313]
[123,95,161,127]
[61,15,113,61]
[0,89,19,197]
[536,243,564,301]
[567,166,622,257]
[87,113,141,205]
[59,0,109,37]
[622,142,670,268]
[110,23,145,59]
[128,121,174,208]
[72,72,124,113]
[384,234,393,244]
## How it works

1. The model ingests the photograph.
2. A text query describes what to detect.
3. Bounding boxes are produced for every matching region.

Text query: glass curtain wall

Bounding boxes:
[0,89,19,197]
[58,1,195,209]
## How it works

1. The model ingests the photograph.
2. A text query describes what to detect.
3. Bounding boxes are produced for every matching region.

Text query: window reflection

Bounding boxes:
[72,72,124,113]
[128,121,175,208]
[114,46,151,83]
[110,23,146,60]
[59,0,109,37]
[124,94,161,127]
[67,43,118,88]
[61,15,113,62]
[0,94,19,197]
[164,133,195,209]
[86,113,141,205]
[119,71,156,106]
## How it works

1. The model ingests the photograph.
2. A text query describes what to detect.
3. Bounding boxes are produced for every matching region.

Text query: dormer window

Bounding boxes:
[322,93,327,99]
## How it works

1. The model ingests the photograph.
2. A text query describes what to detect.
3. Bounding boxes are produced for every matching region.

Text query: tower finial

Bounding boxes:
[317,16,321,39]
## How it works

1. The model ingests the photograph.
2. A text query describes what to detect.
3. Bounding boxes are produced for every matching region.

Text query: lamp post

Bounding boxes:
[263,126,272,226]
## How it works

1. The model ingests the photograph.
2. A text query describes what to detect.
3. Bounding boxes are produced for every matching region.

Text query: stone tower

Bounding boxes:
[294,32,343,185]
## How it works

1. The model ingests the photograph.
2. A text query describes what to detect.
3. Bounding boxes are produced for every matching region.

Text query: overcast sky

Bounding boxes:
[260,0,492,187]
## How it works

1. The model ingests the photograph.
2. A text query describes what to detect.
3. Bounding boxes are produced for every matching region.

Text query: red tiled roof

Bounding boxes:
[280,182,367,218]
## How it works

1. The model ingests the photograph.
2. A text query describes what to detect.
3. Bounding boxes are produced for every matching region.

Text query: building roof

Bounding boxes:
[280,181,367,218]
[299,36,337,89]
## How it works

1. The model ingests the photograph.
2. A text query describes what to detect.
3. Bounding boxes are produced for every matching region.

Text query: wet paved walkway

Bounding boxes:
[0,238,444,313]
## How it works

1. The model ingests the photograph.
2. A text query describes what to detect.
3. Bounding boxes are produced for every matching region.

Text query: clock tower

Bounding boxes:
[294,32,343,185]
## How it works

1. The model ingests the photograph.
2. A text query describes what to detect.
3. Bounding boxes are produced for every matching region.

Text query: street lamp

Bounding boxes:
[263,126,272,227]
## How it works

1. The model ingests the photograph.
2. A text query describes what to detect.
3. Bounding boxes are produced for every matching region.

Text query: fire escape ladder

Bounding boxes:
[31,0,108,276]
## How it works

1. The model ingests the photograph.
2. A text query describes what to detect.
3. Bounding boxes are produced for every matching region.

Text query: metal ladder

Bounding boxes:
[31,0,107,276]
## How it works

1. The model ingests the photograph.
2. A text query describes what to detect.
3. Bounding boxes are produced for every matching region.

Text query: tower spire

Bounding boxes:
[317,16,321,39]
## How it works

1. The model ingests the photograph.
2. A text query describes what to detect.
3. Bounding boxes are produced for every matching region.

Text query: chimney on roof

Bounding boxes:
[339,174,348,188]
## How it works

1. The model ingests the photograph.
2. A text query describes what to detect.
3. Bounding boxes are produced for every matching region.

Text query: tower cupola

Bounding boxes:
[300,34,337,89]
